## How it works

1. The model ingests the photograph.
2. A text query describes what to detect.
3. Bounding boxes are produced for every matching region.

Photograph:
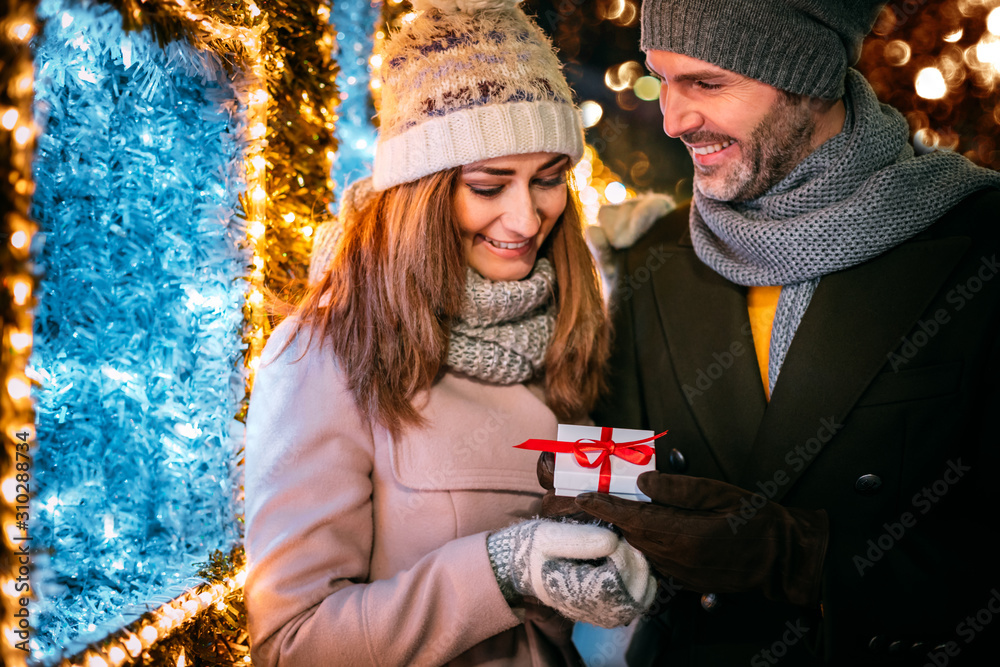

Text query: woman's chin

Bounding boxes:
[469,253,537,282]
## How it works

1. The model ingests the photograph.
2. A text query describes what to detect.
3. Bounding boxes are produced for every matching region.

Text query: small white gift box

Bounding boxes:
[552,424,657,502]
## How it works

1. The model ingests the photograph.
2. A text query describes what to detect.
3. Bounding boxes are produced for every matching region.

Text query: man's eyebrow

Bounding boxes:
[673,70,726,83]
[644,63,726,84]
[463,154,569,176]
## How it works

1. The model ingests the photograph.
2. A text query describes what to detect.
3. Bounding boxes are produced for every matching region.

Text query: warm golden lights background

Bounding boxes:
[859,0,1000,168]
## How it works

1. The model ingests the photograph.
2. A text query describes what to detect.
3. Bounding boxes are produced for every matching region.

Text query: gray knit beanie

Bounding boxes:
[640,0,885,99]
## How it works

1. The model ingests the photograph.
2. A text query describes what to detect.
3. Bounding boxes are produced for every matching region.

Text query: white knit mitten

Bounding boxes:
[487,519,656,628]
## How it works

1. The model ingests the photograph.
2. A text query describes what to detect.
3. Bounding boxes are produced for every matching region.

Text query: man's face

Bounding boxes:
[646,50,818,202]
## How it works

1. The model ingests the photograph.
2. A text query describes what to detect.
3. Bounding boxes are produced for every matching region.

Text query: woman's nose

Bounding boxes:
[502,186,543,237]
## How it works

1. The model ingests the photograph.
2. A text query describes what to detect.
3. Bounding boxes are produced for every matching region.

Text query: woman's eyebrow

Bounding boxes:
[539,155,570,171]
[463,155,569,177]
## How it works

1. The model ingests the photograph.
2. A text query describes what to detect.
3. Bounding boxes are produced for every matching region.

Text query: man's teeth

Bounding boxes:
[692,140,735,156]
[485,237,529,249]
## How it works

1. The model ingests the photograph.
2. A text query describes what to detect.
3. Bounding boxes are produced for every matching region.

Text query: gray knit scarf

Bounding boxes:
[691,68,1000,395]
[447,258,556,384]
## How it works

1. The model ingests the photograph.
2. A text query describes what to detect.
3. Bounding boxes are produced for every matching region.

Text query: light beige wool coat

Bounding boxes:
[244,320,580,666]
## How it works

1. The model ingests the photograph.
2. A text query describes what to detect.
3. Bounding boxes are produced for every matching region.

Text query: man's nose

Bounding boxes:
[660,86,701,138]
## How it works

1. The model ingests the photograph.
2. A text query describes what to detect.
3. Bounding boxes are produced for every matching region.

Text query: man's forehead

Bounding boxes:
[645,50,734,81]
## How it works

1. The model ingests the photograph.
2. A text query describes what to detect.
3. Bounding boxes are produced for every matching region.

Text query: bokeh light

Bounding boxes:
[633,75,661,101]
[915,66,947,98]
[580,100,604,128]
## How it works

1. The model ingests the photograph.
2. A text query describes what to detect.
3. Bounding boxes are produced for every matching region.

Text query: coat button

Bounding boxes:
[700,593,718,611]
[910,642,926,652]
[888,640,904,653]
[868,636,886,651]
[855,474,882,495]
[668,448,688,473]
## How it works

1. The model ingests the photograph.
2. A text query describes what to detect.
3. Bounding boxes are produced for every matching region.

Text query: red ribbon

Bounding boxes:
[515,427,668,493]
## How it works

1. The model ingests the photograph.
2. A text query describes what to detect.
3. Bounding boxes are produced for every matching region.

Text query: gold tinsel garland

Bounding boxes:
[0,0,339,664]
[2,2,41,666]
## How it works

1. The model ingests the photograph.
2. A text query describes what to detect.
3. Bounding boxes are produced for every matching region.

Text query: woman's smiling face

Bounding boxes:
[453,152,570,282]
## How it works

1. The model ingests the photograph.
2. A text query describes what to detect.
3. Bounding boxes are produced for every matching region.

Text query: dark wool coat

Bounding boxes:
[593,189,1000,666]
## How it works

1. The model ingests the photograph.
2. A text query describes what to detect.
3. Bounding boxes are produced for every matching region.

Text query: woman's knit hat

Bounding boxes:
[640,0,885,100]
[371,0,585,191]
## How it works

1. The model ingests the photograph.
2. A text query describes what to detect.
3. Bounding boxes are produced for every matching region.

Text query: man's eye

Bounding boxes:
[696,81,721,90]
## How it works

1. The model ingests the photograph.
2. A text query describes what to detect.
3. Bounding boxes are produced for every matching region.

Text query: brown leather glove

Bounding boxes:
[574,470,830,608]
[536,452,593,521]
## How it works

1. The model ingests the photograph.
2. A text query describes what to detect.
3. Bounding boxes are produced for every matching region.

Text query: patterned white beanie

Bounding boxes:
[371,0,585,191]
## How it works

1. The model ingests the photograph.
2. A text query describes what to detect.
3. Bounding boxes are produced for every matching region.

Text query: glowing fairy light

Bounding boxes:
[1,108,17,129]
[989,8,1000,36]
[282,212,296,223]
[107,647,127,666]
[2,479,19,503]
[976,35,1000,69]
[915,67,947,99]
[605,181,627,204]
[11,279,30,305]
[12,22,33,41]
[140,625,158,644]
[944,28,964,42]
[123,634,142,656]
[9,331,31,352]
[580,100,603,128]
[13,126,32,146]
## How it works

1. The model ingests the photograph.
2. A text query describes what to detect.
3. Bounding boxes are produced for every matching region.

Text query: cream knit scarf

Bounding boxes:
[447,258,556,384]
[691,69,1000,395]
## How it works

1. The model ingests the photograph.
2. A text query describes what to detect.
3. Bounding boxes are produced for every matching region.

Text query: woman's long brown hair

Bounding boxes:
[282,166,609,436]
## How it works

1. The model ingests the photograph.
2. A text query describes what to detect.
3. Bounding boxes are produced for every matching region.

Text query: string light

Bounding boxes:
[60,564,248,667]
[1,9,39,666]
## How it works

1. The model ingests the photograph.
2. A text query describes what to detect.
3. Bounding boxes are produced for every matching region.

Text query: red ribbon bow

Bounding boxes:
[515,427,668,493]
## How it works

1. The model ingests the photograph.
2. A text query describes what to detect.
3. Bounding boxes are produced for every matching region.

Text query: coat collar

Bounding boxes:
[644,204,970,496]
[738,234,970,501]
[647,209,767,483]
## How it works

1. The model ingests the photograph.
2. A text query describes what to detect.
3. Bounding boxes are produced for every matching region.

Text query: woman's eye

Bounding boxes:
[468,185,503,197]
[534,174,567,188]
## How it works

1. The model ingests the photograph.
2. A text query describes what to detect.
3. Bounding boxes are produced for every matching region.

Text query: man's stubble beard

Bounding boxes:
[694,94,817,203]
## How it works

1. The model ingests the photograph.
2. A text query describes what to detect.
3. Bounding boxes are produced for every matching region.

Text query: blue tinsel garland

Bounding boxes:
[329,0,377,195]
[28,0,249,657]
